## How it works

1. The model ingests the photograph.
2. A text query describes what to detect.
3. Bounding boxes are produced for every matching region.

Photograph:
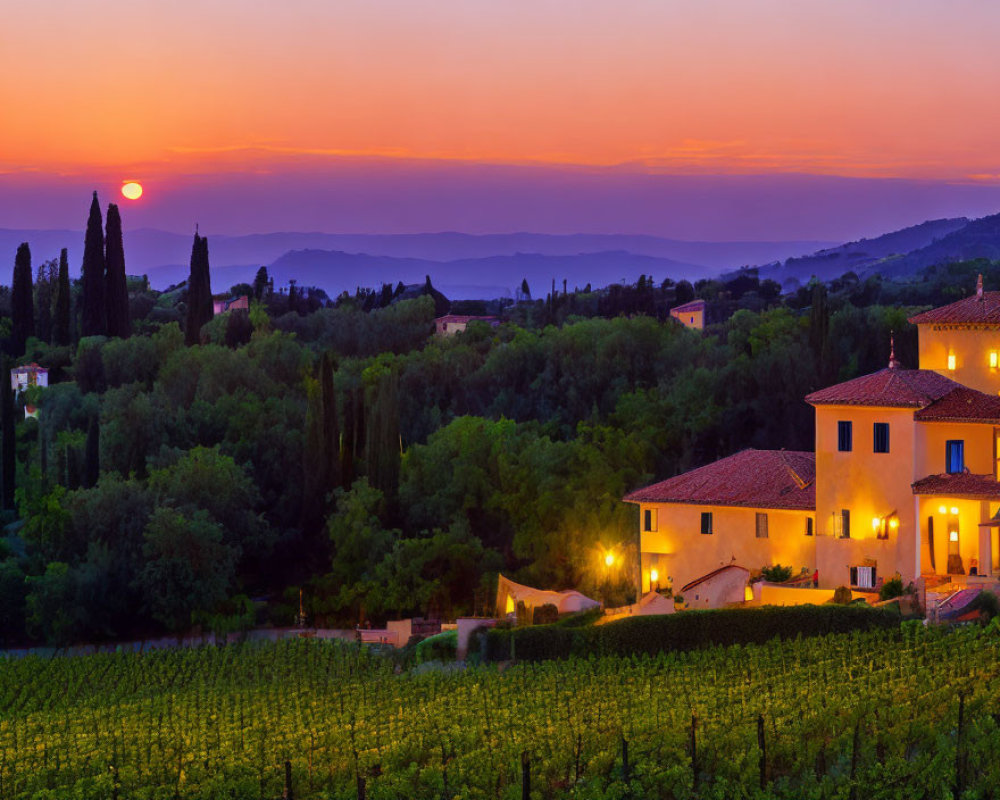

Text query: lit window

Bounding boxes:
[947,353,956,371]
[991,351,999,369]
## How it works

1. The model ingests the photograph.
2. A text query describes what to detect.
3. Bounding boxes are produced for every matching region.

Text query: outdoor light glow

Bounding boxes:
[939,505,947,514]
[947,353,957,370]
[990,351,998,368]
[604,553,615,567]
[951,507,959,515]
[871,517,881,530]
[650,569,659,583]
[889,518,899,529]
[950,531,960,542]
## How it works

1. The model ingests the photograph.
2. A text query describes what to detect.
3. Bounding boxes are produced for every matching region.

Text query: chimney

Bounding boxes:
[888,331,901,370]
[977,274,984,299]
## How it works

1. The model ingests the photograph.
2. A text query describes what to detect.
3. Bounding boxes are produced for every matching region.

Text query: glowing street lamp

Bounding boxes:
[604,552,615,568]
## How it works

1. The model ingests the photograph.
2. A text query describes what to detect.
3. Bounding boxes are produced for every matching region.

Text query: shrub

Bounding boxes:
[761,564,794,583]
[974,591,1000,621]
[532,603,559,625]
[833,586,853,604]
[477,604,900,662]
[879,575,904,601]
[414,630,457,663]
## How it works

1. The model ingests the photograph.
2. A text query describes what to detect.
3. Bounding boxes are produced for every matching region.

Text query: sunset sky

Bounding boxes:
[4,0,1000,238]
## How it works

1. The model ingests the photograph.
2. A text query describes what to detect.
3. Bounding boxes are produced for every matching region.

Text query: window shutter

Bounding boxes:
[850,566,858,585]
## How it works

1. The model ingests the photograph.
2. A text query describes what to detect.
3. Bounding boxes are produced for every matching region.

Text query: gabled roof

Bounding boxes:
[623,449,815,510]
[909,292,1000,325]
[434,314,498,324]
[915,387,1000,423]
[681,564,750,594]
[671,299,705,313]
[912,473,1000,497]
[805,368,960,408]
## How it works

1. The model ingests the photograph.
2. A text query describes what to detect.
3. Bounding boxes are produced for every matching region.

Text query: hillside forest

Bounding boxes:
[0,194,994,645]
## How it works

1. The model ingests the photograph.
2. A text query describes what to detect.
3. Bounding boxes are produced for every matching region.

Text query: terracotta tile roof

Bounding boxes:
[911,472,1000,497]
[805,368,960,408]
[435,315,498,324]
[623,449,815,510]
[671,299,705,313]
[681,564,750,594]
[909,292,1000,325]
[914,387,1000,423]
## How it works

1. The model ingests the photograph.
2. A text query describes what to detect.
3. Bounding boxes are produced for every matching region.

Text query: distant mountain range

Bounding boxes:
[4,210,1000,299]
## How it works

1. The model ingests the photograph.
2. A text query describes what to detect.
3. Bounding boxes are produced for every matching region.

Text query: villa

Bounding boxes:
[626,276,1000,599]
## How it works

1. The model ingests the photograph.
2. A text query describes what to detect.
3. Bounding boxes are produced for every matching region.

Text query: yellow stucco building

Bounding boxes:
[669,299,706,330]
[626,277,1000,598]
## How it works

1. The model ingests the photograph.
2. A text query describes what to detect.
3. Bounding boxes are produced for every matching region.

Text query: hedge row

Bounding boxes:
[477,604,901,662]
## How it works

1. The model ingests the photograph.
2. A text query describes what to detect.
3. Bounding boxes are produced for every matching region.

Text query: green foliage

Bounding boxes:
[532,603,559,625]
[833,585,853,604]
[879,575,905,601]
[761,564,794,583]
[414,629,457,663]
[139,507,237,631]
[482,603,900,661]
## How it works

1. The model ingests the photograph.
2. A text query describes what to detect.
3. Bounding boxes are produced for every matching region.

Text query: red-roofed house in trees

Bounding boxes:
[434,315,499,336]
[626,275,1000,599]
[669,299,705,330]
[10,363,48,419]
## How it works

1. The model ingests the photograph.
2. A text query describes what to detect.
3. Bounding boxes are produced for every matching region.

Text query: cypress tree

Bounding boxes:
[11,243,35,356]
[104,203,131,338]
[81,191,106,337]
[320,352,341,492]
[35,258,55,344]
[53,248,72,346]
[184,233,213,346]
[1,357,14,510]
[364,365,400,497]
[253,266,269,300]
[83,414,100,489]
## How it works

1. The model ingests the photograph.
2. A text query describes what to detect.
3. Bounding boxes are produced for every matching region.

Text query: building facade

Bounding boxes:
[626,278,1000,597]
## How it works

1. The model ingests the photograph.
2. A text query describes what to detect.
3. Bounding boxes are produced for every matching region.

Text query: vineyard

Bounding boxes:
[2,622,1000,799]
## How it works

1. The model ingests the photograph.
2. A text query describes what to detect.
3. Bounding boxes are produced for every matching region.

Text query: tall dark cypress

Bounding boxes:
[83,414,100,489]
[364,365,400,497]
[320,352,341,492]
[1,357,14,510]
[81,191,106,337]
[104,203,130,338]
[11,243,34,356]
[184,233,213,346]
[53,248,72,346]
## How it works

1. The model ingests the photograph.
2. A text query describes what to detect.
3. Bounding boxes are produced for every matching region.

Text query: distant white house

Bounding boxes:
[10,363,48,419]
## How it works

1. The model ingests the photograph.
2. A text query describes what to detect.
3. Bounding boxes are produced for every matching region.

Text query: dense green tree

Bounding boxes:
[104,203,131,338]
[81,191,106,337]
[184,233,213,346]
[11,242,34,356]
[138,507,237,632]
[25,562,80,645]
[0,559,27,644]
[53,248,72,345]
[1,355,15,510]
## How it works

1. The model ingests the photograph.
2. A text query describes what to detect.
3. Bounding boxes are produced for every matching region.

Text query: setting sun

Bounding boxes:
[121,181,143,200]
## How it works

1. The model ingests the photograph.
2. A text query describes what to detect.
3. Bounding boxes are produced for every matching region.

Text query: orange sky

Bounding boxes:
[3,0,1000,182]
